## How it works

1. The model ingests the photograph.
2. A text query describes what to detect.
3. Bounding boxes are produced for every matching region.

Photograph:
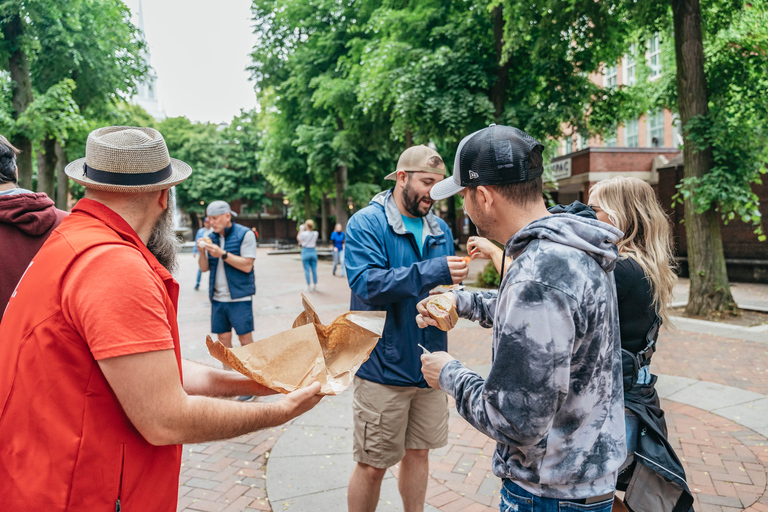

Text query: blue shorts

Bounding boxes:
[211,300,254,335]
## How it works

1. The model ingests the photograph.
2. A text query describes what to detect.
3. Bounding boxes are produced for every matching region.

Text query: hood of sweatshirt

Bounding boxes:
[0,192,61,236]
[507,213,623,272]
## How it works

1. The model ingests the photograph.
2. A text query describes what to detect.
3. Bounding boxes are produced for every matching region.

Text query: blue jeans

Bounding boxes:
[332,248,344,276]
[195,268,202,287]
[302,248,318,285]
[500,480,614,512]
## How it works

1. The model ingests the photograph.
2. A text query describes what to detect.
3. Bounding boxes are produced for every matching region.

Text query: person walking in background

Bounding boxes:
[193,217,213,290]
[197,200,257,360]
[345,145,469,512]
[418,125,626,512]
[0,126,322,511]
[589,177,693,512]
[297,219,319,292]
[330,222,345,277]
[0,134,67,320]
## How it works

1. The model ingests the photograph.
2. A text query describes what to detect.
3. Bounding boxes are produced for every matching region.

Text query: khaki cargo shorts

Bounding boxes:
[352,376,449,469]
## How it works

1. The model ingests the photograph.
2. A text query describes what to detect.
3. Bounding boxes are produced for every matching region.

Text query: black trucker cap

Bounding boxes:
[430,124,545,200]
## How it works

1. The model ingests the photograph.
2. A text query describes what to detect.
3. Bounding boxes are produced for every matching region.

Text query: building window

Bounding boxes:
[577,134,588,151]
[647,110,664,147]
[604,128,618,147]
[648,34,661,79]
[672,113,683,147]
[603,64,617,89]
[625,119,639,147]
[561,137,572,155]
[623,44,636,86]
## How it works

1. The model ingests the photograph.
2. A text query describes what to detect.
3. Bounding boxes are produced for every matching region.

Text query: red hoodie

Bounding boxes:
[0,191,67,319]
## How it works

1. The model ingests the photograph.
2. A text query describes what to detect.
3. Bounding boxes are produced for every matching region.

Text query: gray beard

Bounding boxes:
[147,198,179,274]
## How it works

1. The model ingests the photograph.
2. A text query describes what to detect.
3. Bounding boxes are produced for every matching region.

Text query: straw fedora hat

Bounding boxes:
[65,126,192,193]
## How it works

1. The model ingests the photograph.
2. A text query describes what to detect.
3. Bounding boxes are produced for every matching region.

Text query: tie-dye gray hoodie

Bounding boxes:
[439,213,626,499]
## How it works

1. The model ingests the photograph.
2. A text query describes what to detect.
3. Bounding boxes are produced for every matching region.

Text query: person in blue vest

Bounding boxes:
[197,201,257,358]
[192,217,212,290]
[344,145,470,512]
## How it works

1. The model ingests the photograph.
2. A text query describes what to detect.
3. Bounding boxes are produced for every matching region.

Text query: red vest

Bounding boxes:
[0,199,183,511]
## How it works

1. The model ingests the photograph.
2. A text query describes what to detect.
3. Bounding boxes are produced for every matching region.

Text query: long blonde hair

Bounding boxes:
[590,177,677,325]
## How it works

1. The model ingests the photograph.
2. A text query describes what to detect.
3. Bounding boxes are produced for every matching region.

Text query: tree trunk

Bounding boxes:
[3,14,34,190]
[672,0,735,315]
[405,129,413,148]
[490,6,510,121]
[55,140,68,210]
[320,192,329,240]
[334,165,348,228]
[37,137,58,198]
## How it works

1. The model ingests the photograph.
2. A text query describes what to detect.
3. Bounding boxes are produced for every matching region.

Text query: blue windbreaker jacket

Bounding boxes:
[345,189,456,387]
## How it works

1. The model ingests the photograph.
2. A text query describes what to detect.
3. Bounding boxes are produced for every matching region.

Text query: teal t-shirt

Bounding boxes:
[401,215,425,256]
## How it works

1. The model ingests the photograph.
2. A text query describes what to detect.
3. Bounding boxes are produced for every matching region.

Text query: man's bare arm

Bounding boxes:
[202,241,254,273]
[98,350,321,446]
[181,359,277,397]
[197,245,210,272]
[221,254,254,274]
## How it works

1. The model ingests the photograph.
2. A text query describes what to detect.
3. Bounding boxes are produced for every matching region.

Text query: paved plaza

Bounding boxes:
[175,248,768,512]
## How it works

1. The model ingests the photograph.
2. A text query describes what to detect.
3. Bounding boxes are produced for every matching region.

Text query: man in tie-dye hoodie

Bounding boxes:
[418,125,626,512]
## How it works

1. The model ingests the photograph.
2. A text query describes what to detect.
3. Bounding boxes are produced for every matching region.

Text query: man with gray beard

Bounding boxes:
[0,126,322,512]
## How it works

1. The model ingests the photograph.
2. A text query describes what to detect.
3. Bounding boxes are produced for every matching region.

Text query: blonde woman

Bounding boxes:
[589,177,693,512]
[297,219,319,291]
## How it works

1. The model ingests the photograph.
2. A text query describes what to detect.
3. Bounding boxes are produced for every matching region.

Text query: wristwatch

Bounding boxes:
[222,251,229,260]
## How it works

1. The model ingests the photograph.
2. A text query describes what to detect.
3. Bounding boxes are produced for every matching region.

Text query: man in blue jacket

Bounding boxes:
[345,145,469,512]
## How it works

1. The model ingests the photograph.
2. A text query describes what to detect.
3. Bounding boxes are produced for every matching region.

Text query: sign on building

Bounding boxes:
[544,158,572,181]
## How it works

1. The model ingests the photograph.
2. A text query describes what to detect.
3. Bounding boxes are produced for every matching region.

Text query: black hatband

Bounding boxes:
[83,162,173,186]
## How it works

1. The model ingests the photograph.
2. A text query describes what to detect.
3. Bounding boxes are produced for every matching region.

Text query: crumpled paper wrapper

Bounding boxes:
[206,294,385,395]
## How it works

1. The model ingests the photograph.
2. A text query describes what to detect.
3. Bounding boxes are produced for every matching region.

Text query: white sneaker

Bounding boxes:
[312,286,318,292]
[304,286,311,292]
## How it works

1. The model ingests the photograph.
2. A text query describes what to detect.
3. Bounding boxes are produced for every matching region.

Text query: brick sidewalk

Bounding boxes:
[177,426,281,512]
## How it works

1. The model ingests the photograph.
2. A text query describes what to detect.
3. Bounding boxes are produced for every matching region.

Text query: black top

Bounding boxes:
[614,256,658,354]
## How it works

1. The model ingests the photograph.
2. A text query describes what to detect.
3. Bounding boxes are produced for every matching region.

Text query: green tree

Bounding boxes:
[492,0,768,316]
[250,0,395,229]
[0,0,147,206]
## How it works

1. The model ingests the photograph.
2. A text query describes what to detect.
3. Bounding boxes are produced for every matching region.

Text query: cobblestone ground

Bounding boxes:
[175,249,768,511]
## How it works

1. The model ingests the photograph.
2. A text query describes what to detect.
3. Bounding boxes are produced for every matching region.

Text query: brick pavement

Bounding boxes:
[178,425,283,512]
[174,252,768,511]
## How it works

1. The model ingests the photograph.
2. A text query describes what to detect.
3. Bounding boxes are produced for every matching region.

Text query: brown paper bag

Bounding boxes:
[206,294,385,395]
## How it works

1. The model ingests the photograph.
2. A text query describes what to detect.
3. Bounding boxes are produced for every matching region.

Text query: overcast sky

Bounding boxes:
[122,0,259,124]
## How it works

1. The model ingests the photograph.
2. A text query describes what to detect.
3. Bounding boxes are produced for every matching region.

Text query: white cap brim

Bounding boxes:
[430,174,464,200]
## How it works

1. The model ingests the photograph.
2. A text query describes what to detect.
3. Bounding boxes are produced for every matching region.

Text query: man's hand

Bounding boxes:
[197,242,227,258]
[446,256,469,284]
[274,382,323,422]
[467,236,501,261]
[421,351,456,390]
[415,292,456,329]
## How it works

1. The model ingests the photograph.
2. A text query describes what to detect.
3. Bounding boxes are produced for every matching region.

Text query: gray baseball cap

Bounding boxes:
[206,200,237,217]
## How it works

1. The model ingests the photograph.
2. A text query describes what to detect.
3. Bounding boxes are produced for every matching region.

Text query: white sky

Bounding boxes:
[122,0,259,124]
